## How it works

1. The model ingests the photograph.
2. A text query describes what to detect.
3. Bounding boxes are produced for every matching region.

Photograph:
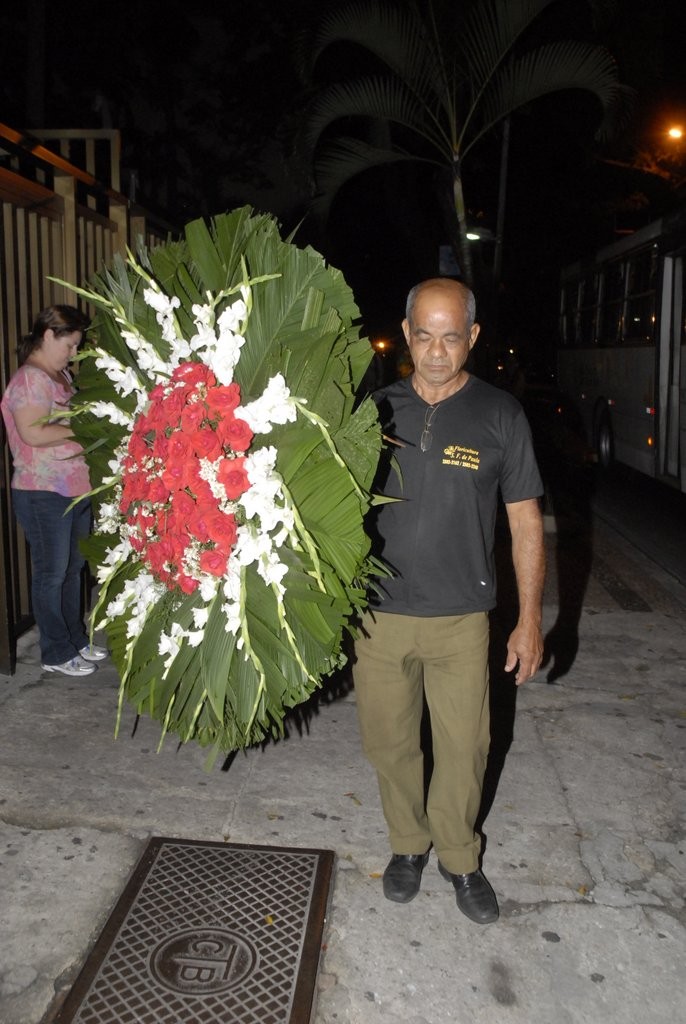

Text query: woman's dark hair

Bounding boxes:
[18,305,91,365]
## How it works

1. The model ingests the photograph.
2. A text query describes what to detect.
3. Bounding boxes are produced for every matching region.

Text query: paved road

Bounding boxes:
[591,464,686,589]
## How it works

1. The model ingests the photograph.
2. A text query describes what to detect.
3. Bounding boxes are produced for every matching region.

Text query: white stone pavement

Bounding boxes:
[0,521,684,1024]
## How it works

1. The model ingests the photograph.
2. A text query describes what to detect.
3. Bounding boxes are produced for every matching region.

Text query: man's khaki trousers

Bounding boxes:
[353,609,490,875]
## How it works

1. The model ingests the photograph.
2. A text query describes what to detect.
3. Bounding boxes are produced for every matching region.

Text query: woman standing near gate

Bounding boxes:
[1,305,107,675]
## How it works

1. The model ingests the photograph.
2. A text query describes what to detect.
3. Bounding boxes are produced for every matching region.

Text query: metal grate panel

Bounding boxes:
[53,838,335,1024]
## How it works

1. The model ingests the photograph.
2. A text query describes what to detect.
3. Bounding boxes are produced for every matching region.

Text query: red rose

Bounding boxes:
[127,431,149,461]
[156,509,187,547]
[152,432,169,461]
[205,382,241,417]
[172,362,216,387]
[206,510,237,547]
[144,476,167,504]
[129,531,145,552]
[162,455,202,493]
[192,427,222,461]
[217,457,250,499]
[133,412,153,437]
[217,415,253,454]
[187,508,211,543]
[168,431,193,462]
[177,572,199,594]
[180,403,206,433]
[171,490,196,518]
[146,538,174,574]
[187,476,215,506]
[199,546,229,577]
[161,386,189,418]
[121,471,149,508]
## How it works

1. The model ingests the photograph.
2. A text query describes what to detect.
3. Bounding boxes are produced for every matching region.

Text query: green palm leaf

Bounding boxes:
[472,41,623,156]
[305,77,449,156]
[311,137,433,219]
[303,0,441,98]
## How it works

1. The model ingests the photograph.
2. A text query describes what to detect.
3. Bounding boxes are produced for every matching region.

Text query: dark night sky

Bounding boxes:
[2,0,685,362]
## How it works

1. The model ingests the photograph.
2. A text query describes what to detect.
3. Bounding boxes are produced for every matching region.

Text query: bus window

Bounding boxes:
[623,248,657,345]
[578,273,599,345]
[599,261,624,346]
[560,283,578,346]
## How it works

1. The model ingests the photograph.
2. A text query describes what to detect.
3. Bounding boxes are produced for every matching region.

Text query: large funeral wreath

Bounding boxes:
[66,207,383,757]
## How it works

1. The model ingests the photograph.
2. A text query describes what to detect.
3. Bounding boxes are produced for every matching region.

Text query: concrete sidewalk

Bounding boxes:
[1,520,684,1024]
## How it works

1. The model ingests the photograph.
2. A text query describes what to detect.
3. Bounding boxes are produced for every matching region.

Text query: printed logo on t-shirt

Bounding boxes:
[442,444,480,470]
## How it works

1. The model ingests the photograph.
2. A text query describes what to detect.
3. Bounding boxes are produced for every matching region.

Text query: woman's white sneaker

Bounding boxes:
[79,644,108,662]
[42,655,97,676]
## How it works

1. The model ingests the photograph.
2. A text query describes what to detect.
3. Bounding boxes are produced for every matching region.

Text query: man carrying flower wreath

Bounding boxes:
[354,277,545,925]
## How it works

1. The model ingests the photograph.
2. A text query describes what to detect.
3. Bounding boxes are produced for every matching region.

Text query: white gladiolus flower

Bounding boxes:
[143,288,182,346]
[124,573,166,638]
[135,344,166,377]
[239,447,283,522]
[116,368,144,398]
[121,329,142,351]
[233,523,272,568]
[95,502,121,535]
[239,485,280,526]
[103,571,163,634]
[95,538,132,582]
[144,287,180,316]
[104,593,128,618]
[256,502,294,536]
[198,577,220,603]
[189,321,216,354]
[134,392,149,415]
[222,599,242,636]
[191,303,214,328]
[168,336,192,367]
[119,326,167,380]
[89,401,135,427]
[159,622,187,670]
[206,334,245,386]
[192,606,210,629]
[95,351,124,373]
[238,374,297,433]
[94,353,144,399]
[245,444,278,479]
[256,549,288,590]
[222,566,242,604]
[218,298,247,334]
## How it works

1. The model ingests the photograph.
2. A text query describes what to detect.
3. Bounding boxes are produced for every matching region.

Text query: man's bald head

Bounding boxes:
[405,279,476,332]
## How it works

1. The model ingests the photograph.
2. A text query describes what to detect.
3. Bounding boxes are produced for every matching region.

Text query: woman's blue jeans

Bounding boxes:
[12,489,92,665]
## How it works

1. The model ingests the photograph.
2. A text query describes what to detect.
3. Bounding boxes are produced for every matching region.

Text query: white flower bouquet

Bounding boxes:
[66,207,382,756]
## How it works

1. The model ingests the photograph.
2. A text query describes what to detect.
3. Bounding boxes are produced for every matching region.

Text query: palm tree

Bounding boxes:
[300,0,630,284]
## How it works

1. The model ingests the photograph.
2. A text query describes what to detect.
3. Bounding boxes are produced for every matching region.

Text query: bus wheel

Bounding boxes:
[597,412,614,468]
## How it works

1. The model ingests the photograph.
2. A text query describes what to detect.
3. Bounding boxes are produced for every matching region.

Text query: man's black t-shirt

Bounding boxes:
[370,375,543,616]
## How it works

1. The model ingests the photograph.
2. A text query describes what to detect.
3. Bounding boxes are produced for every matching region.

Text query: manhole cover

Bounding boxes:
[53,837,334,1023]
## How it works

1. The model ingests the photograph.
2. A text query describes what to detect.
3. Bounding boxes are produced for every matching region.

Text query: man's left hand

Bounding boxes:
[505,620,544,685]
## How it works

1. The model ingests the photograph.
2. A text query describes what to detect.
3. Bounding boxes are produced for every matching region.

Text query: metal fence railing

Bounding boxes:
[0,123,176,673]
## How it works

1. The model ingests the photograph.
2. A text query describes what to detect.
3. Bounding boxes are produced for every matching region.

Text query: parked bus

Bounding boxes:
[557,205,685,492]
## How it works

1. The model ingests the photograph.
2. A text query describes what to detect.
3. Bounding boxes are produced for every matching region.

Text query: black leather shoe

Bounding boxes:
[383,852,430,903]
[438,862,499,923]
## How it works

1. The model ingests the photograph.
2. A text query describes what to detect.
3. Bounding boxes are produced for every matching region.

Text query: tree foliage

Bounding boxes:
[300,0,631,283]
